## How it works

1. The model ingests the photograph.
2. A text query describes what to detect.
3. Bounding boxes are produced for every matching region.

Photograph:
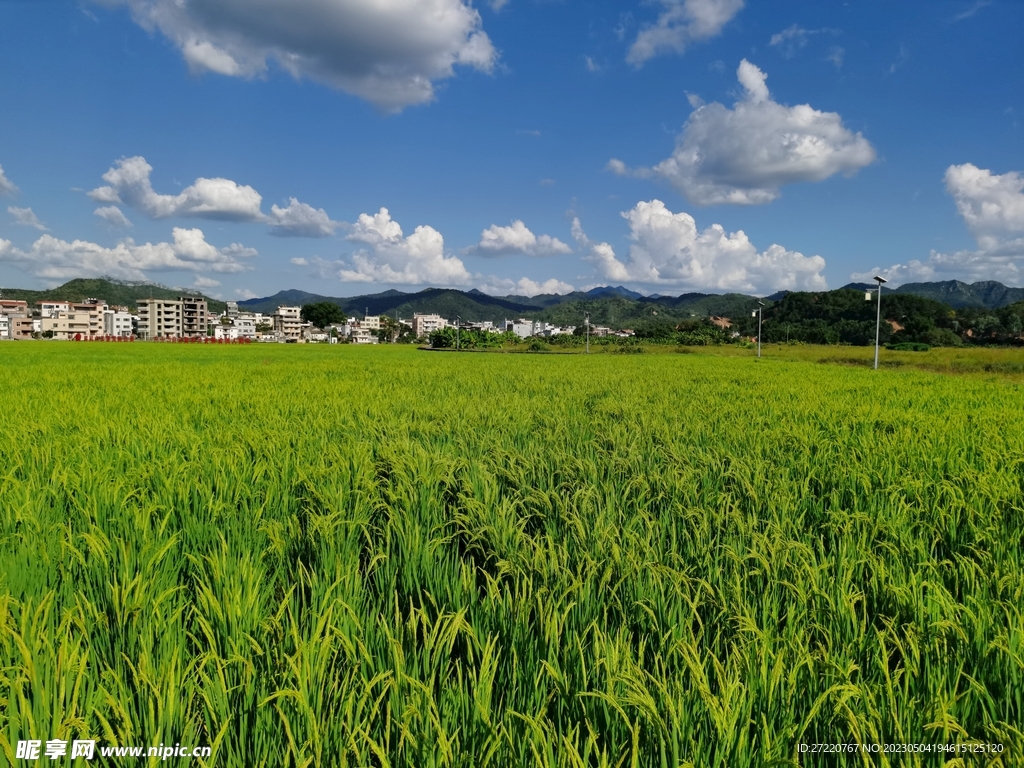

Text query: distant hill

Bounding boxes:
[240,287,542,323]
[240,286,769,326]
[7,278,1024,328]
[839,280,1024,309]
[0,278,227,313]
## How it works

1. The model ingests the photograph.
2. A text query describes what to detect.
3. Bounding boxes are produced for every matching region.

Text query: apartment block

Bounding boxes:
[411,313,447,337]
[70,301,108,338]
[273,306,303,339]
[136,298,183,339]
[179,296,208,337]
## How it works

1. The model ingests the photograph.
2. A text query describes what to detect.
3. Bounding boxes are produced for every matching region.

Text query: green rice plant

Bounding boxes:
[0,342,1021,766]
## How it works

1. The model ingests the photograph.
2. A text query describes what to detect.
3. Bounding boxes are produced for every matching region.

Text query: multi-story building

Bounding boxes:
[179,296,208,338]
[41,312,93,340]
[351,327,378,344]
[0,299,29,316]
[8,315,33,340]
[508,319,535,339]
[69,301,108,338]
[38,301,70,318]
[361,315,381,332]
[136,298,183,339]
[225,301,239,316]
[232,313,258,339]
[273,306,303,340]
[103,308,135,337]
[0,314,8,339]
[411,313,447,338]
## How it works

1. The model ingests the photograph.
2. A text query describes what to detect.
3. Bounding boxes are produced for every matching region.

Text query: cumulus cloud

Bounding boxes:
[0,165,18,197]
[572,199,827,294]
[289,257,309,266]
[235,288,259,300]
[339,207,472,285]
[854,164,1024,285]
[94,206,133,229]
[192,275,221,288]
[268,198,339,237]
[628,0,744,66]
[89,156,263,221]
[0,227,257,281]
[609,59,875,205]
[8,206,48,231]
[89,156,337,236]
[477,276,575,296]
[467,220,572,257]
[100,0,497,111]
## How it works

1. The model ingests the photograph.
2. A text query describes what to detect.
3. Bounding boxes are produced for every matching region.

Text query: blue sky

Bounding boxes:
[1,0,1022,299]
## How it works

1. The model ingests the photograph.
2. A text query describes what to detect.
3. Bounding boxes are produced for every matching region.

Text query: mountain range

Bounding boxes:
[2,278,1023,328]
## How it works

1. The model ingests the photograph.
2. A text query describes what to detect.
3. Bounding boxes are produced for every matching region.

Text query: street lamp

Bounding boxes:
[584,312,590,354]
[865,275,887,369]
[751,301,765,359]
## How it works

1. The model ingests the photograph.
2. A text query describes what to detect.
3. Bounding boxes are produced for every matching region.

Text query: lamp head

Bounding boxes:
[873,275,887,284]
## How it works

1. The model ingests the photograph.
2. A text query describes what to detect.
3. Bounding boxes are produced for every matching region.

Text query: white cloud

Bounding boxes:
[769,25,841,59]
[192,275,221,288]
[339,207,472,285]
[627,0,744,66]
[572,199,827,294]
[854,164,1024,286]
[0,165,18,197]
[826,46,844,68]
[489,0,509,11]
[93,206,133,229]
[235,288,259,300]
[953,0,991,22]
[8,206,48,231]
[0,227,256,281]
[101,0,496,111]
[609,59,875,205]
[89,156,337,236]
[945,163,1024,245]
[89,156,263,221]
[468,220,572,257]
[290,257,309,266]
[268,198,339,237]
[478,276,575,296]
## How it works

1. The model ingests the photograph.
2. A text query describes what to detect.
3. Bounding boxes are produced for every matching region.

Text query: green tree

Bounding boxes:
[300,302,346,329]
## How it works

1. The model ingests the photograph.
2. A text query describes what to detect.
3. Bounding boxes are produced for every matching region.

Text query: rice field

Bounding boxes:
[1,343,1022,767]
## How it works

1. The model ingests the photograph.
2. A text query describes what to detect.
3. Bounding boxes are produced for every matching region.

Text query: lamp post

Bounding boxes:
[584,312,590,354]
[751,301,764,358]
[866,275,887,369]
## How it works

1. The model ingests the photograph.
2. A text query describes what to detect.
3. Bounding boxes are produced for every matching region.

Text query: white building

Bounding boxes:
[411,313,447,338]
[509,319,535,339]
[232,313,258,339]
[351,327,379,344]
[0,315,8,340]
[103,309,134,337]
[214,325,240,340]
[361,315,381,331]
[38,301,70,318]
